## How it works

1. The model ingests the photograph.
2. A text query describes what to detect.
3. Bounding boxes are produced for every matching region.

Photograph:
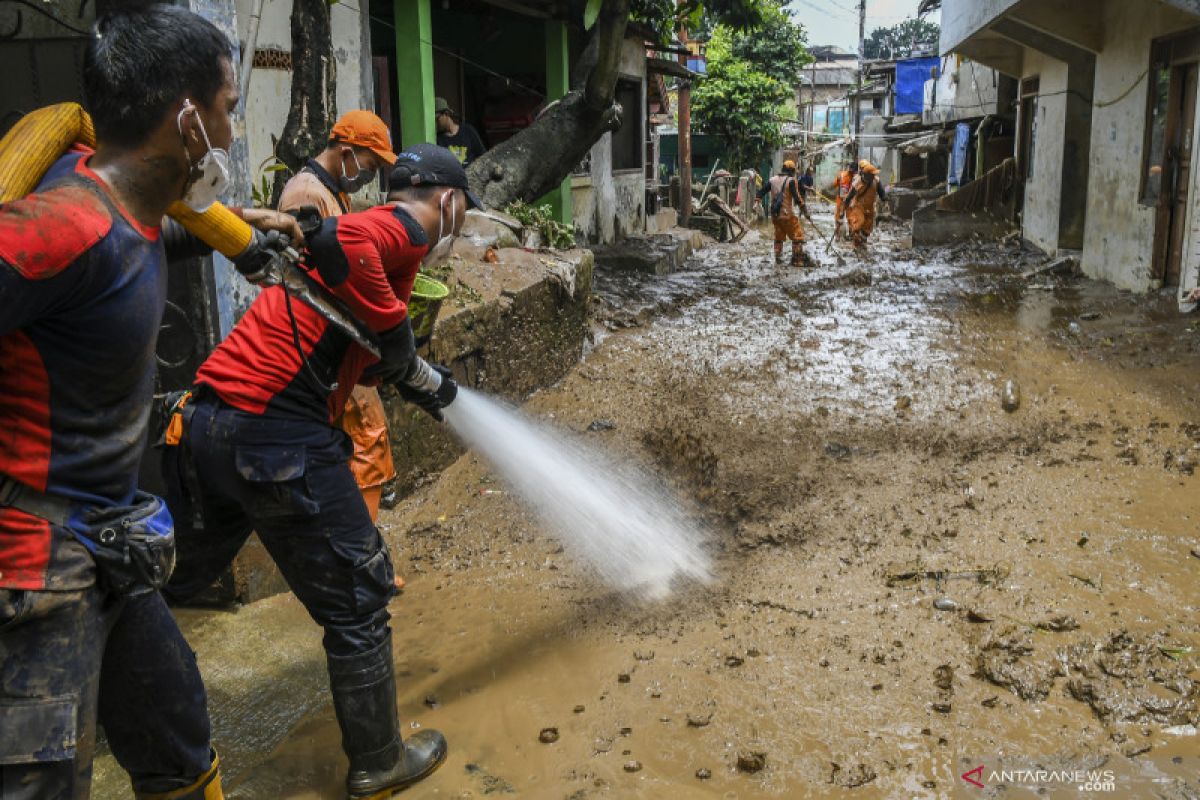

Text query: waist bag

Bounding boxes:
[1,474,175,596]
[67,492,176,596]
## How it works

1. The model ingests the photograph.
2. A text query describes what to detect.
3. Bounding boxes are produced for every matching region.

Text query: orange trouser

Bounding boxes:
[772,215,804,242]
[847,206,876,244]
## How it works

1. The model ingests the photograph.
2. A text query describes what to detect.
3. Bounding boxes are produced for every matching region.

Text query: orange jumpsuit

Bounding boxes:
[834,169,855,226]
[845,173,884,246]
[763,174,809,265]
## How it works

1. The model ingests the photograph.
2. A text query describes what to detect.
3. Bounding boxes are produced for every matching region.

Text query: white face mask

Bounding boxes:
[178,100,231,212]
[421,190,457,268]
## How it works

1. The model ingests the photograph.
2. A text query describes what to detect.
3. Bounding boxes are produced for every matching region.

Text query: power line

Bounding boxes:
[792,0,855,20]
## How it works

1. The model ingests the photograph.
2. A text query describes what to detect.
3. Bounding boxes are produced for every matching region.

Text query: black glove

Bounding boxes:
[233,229,289,283]
[361,320,416,385]
[288,205,324,238]
[397,364,457,422]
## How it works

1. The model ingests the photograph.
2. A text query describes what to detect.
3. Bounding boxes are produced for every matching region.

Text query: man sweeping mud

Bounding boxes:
[844,159,887,248]
[0,6,298,797]
[163,144,479,798]
[758,159,814,268]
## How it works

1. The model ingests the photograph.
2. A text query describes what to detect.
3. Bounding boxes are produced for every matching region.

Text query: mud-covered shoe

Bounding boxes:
[328,632,448,798]
[347,729,448,798]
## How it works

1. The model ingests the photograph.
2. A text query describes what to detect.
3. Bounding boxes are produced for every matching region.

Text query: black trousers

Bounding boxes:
[163,398,395,658]
[0,533,212,799]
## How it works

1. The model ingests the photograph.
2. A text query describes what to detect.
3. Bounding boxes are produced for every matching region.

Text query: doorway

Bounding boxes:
[1144,31,1200,287]
[1164,63,1197,286]
[1016,77,1039,223]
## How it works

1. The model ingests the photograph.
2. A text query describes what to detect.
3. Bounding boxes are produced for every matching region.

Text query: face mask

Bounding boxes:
[421,190,457,268]
[177,101,231,212]
[338,150,377,194]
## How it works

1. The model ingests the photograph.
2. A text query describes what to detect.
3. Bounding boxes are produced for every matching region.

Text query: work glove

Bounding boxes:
[233,229,289,284]
[361,320,417,385]
[397,364,457,422]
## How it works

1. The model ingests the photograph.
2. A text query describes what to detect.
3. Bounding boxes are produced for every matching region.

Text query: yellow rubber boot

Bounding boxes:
[134,751,223,800]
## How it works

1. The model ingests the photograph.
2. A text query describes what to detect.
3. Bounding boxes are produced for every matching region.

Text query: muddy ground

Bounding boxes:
[192,206,1200,798]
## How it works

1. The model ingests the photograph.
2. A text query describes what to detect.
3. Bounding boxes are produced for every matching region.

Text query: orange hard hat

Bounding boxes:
[783,159,796,171]
[858,159,879,174]
[331,110,398,165]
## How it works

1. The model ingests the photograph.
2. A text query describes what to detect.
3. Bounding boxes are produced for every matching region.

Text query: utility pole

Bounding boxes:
[855,0,866,159]
[678,3,692,226]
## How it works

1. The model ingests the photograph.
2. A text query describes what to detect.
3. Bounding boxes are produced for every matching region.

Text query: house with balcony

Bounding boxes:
[934,0,1200,294]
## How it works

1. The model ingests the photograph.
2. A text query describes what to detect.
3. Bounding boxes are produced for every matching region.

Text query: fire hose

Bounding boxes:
[0,103,379,357]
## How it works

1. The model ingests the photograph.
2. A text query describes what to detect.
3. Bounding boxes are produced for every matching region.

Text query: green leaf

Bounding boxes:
[1160,646,1194,661]
[265,163,290,173]
[583,0,602,29]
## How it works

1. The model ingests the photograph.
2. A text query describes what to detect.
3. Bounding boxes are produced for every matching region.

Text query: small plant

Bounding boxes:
[251,157,292,208]
[503,200,576,250]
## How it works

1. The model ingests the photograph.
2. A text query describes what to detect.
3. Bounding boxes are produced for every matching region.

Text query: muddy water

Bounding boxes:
[220,208,1199,798]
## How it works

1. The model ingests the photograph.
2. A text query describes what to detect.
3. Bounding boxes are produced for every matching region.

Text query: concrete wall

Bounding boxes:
[1020,52,1068,254]
[941,0,1022,52]
[1083,0,1198,290]
[924,57,1011,124]
[235,0,374,191]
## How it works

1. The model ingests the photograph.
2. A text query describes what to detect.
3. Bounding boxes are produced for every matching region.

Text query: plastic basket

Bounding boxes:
[408,274,450,343]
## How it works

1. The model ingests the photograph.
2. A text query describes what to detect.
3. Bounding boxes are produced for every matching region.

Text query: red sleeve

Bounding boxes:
[332,235,408,332]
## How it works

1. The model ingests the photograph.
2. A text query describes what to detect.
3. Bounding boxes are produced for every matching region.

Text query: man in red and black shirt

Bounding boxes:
[0,6,299,798]
[164,144,477,799]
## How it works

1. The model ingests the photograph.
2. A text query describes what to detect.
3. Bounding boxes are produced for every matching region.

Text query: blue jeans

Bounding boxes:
[163,397,395,658]
[0,534,213,799]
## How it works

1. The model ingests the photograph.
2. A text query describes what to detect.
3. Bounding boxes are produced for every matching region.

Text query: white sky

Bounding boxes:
[785,0,929,52]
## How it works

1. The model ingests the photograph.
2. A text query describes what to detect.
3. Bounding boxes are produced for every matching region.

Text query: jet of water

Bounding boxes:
[442,388,713,600]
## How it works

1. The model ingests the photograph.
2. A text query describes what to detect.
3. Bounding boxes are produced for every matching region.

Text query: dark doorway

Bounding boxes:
[1144,29,1200,287]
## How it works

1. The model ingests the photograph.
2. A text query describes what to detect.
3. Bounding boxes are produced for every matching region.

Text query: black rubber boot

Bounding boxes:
[327,632,448,798]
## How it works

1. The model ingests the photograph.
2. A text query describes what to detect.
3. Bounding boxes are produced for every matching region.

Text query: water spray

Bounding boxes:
[441,389,713,601]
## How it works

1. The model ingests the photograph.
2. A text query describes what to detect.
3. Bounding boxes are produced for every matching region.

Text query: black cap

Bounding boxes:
[388,143,484,209]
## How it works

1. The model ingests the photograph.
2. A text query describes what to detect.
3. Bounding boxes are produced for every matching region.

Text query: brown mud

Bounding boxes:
[224,208,1200,798]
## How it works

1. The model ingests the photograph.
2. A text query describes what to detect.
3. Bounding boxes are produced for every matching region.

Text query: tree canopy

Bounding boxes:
[691,0,810,171]
[863,17,940,60]
[631,0,767,43]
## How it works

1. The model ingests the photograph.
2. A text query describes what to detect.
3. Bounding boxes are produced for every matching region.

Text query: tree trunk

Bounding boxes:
[272,0,336,201]
[466,0,631,209]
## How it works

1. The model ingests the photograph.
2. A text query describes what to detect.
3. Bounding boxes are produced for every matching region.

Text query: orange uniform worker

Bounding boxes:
[277,111,399,523]
[844,159,887,247]
[834,160,858,233]
[758,159,813,267]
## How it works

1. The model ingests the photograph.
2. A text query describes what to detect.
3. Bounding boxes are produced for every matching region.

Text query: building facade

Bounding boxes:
[943,0,1200,294]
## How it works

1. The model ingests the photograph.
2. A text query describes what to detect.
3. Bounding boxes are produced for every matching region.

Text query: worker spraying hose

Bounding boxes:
[0,7,304,798]
[161,144,478,800]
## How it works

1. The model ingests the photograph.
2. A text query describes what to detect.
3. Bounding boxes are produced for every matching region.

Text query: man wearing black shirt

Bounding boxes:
[435,97,486,167]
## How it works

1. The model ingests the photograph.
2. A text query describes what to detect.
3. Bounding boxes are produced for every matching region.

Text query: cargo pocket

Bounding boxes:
[329,530,395,616]
[0,589,29,633]
[0,695,76,764]
[234,445,320,519]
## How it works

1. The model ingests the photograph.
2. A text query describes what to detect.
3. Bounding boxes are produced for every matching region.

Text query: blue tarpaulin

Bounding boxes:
[948,122,971,187]
[895,57,940,115]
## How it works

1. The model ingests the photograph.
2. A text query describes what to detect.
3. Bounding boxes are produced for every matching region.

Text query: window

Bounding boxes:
[1141,65,1172,205]
[612,79,643,172]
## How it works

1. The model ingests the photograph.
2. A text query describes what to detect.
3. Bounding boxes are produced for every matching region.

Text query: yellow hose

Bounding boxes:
[0,103,253,257]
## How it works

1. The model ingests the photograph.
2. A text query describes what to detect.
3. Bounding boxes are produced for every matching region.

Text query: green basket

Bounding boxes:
[408,274,450,343]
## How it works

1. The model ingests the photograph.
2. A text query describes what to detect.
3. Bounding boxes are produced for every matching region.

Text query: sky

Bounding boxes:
[785,0,930,52]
